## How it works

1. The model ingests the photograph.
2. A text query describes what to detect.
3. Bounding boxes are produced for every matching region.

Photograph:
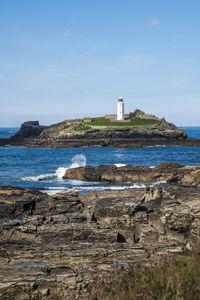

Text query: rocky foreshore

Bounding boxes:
[1,163,200,299]
[1,119,200,148]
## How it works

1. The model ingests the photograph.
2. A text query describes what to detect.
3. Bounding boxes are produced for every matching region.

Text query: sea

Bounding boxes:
[0,127,200,194]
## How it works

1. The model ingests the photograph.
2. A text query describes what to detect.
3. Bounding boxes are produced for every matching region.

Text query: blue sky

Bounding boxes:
[0,0,200,126]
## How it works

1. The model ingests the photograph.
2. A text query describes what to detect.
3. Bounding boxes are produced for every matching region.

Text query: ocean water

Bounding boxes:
[0,127,18,139]
[0,127,200,194]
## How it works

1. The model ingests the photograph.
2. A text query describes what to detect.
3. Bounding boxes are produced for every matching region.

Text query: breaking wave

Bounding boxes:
[22,154,87,182]
[22,173,57,182]
[70,154,87,168]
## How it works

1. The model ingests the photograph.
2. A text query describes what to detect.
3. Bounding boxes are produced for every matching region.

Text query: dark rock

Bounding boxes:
[14,121,47,138]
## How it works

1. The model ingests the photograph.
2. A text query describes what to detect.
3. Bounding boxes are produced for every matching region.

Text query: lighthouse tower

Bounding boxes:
[117,97,124,120]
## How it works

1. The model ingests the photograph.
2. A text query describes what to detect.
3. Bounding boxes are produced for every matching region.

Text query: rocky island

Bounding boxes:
[1,109,200,148]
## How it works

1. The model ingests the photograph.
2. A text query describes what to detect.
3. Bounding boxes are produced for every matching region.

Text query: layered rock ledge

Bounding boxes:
[1,178,200,299]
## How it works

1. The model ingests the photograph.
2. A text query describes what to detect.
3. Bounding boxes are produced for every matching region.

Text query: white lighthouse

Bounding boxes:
[117,97,124,120]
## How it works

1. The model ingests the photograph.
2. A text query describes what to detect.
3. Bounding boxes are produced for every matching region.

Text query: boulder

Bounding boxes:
[14,121,47,138]
[63,163,182,184]
[63,163,200,187]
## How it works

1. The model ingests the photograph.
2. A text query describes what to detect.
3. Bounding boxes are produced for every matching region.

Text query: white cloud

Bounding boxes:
[146,18,162,27]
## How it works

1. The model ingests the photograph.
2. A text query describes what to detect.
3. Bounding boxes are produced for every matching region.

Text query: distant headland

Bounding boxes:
[1,98,200,148]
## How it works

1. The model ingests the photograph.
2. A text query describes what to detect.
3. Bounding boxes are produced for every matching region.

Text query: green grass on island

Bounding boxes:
[85,118,160,127]
[74,123,91,131]
[59,112,172,132]
[91,244,200,300]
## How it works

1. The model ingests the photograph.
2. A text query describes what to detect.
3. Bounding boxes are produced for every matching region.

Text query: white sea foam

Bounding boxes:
[115,163,126,167]
[153,181,167,185]
[22,154,87,182]
[66,179,85,185]
[42,184,146,195]
[146,145,167,148]
[6,130,15,134]
[70,154,86,169]
[82,145,103,148]
[115,154,125,158]
[41,181,167,195]
[42,188,66,195]
[55,167,66,179]
[46,187,66,190]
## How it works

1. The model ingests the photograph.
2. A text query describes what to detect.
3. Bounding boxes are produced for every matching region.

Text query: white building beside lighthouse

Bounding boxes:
[117,97,124,120]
